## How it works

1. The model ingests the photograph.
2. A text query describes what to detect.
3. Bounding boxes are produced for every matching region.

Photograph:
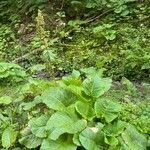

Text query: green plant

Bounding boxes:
[120,101,150,135]
[0,62,27,83]
[61,20,150,80]
[0,0,150,148]
[0,69,149,149]
[93,23,117,40]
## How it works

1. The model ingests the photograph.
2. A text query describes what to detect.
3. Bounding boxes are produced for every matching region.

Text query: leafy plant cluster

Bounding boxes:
[0,0,48,22]
[0,66,149,149]
[121,102,150,134]
[64,0,135,17]
[0,62,26,84]
[62,21,150,80]
[0,0,150,80]
[0,0,150,149]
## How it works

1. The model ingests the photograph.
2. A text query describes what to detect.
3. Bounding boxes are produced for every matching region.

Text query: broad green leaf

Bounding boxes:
[103,121,127,136]
[80,67,98,77]
[73,133,81,146]
[46,111,87,140]
[0,114,8,122]
[30,114,50,138]
[62,70,81,86]
[104,136,118,146]
[75,101,95,120]
[40,135,77,150]
[22,96,42,110]
[71,70,80,78]
[121,125,147,150]
[66,85,82,96]
[66,84,82,92]
[65,85,89,102]
[96,122,104,130]
[41,87,77,111]
[118,136,130,150]
[83,75,112,98]
[19,134,42,149]
[81,67,105,78]
[95,98,122,123]
[79,127,104,150]
[2,126,17,148]
[0,96,12,105]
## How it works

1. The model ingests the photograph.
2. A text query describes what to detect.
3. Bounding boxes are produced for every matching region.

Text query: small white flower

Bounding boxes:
[90,127,99,133]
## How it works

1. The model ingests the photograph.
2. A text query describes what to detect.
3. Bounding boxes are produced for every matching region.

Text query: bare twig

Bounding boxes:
[12,48,43,63]
[84,9,113,24]
[60,0,65,10]
[59,43,84,48]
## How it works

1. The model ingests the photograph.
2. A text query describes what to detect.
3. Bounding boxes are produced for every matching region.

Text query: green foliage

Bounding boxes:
[46,111,87,140]
[0,62,26,83]
[83,75,112,98]
[0,69,149,149]
[120,101,150,134]
[2,126,17,148]
[0,0,150,149]
[0,0,48,22]
[41,135,77,150]
[95,98,122,123]
[65,0,137,17]
[79,127,104,150]
[120,124,147,150]
[62,21,150,80]
[93,24,117,40]
[0,0,150,80]
[29,114,49,138]
[75,101,95,120]
[19,134,42,149]
[0,96,12,105]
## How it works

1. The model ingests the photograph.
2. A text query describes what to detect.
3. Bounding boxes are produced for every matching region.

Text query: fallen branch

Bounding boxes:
[12,44,84,63]
[84,9,113,24]
[12,48,43,63]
